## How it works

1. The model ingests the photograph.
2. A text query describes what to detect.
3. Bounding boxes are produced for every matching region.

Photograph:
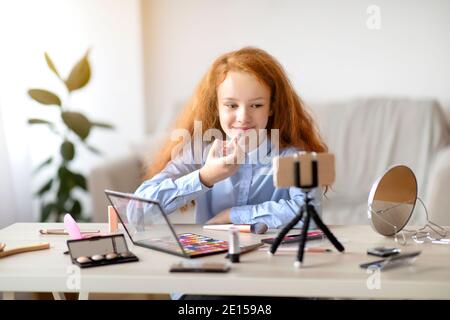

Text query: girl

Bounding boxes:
[135,47,327,228]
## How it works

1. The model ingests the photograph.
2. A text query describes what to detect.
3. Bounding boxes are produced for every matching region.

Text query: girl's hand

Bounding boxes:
[206,208,231,224]
[199,136,244,187]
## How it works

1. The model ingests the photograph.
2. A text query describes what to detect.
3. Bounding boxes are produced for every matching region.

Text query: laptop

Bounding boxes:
[104,190,229,258]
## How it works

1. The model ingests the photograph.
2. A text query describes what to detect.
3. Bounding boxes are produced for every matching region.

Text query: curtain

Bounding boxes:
[0,102,22,228]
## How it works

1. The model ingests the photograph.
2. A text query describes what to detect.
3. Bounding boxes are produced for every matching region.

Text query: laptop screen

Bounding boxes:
[105,190,186,257]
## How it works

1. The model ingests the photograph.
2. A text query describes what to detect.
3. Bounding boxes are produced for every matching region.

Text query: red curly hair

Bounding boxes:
[145,47,327,179]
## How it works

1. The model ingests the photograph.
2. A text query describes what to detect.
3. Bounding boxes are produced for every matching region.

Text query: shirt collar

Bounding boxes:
[246,135,278,165]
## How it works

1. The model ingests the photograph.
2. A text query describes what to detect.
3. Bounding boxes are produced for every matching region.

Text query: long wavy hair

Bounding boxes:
[145,47,327,179]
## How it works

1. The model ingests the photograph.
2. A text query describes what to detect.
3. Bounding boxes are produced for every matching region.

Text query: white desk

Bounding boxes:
[1,223,450,299]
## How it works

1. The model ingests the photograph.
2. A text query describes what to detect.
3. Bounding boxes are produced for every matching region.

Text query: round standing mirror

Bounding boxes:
[367,165,418,236]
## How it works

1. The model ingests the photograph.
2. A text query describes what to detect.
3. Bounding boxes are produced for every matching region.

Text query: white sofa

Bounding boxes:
[88,97,450,226]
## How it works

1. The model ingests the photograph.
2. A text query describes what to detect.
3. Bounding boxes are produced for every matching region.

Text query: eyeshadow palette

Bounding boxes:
[67,234,138,268]
[177,233,228,257]
[261,230,325,245]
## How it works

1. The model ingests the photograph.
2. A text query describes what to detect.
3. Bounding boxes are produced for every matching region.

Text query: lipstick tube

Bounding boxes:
[228,227,240,263]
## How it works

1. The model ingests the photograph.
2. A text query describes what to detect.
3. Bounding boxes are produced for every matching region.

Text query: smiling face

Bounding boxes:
[217,71,272,150]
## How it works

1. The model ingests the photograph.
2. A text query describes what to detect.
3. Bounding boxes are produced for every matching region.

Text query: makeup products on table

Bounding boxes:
[0,243,50,259]
[259,230,329,253]
[177,233,228,256]
[305,247,332,253]
[228,227,240,263]
[106,253,118,260]
[76,256,91,264]
[64,213,83,240]
[108,205,119,233]
[91,254,105,261]
[359,251,421,270]
[203,223,268,234]
[119,251,134,258]
[67,234,138,268]
[63,213,110,240]
[431,239,450,245]
[259,245,332,253]
[367,247,400,257]
[261,230,325,245]
[225,242,264,259]
[39,229,100,235]
[44,208,118,238]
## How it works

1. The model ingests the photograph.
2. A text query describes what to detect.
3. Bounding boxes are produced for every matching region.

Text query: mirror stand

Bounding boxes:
[403,197,447,243]
[370,196,447,245]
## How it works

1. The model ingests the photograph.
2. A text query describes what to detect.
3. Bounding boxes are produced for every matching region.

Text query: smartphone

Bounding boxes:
[367,247,401,257]
[169,260,231,273]
[273,153,335,188]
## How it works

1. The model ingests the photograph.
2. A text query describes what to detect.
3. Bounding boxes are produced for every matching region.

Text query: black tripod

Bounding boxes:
[270,159,345,267]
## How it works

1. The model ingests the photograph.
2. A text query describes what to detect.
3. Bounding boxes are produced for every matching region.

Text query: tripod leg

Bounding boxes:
[270,207,304,254]
[310,206,345,252]
[295,209,311,267]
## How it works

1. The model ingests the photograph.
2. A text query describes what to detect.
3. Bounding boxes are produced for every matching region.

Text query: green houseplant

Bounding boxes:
[27,50,114,222]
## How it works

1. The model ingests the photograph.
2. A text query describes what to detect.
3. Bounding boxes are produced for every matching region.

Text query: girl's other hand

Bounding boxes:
[206,208,231,224]
[199,136,244,187]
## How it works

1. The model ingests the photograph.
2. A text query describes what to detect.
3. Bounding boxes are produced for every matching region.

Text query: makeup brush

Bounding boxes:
[250,223,269,234]
[203,223,268,234]
[0,243,50,259]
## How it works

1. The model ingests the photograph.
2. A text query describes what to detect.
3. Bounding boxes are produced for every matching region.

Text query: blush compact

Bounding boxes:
[67,234,138,268]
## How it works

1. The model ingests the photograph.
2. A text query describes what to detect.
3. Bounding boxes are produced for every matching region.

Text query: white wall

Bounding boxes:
[0,101,19,228]
[0,0,145,227]
[141,0,450,132]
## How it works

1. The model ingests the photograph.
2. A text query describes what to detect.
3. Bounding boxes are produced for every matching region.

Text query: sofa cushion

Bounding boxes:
[309,97,450,225]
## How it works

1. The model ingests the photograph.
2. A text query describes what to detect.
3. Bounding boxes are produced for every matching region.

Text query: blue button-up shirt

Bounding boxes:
[135,138,321,228]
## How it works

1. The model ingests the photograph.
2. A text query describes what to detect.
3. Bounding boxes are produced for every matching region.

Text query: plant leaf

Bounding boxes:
[28,118,55,126]
[64,50,91,92]
[56,178,72,217]
[73,173,87,191]
[60,140,75,161]
[28,89,61,106]
[61,111,91,140]
[36,179,53,196]
[58,166,75,194]
[40,202,56,222]
[85,144,102,156]
[55,192,69,219]
[55,168,86,221]
[45,52,62,80]
[28,118,61,136]
[32,157,53,175]
[91,121,114,130]
[56,191,69,208]
[70,199,82,216]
